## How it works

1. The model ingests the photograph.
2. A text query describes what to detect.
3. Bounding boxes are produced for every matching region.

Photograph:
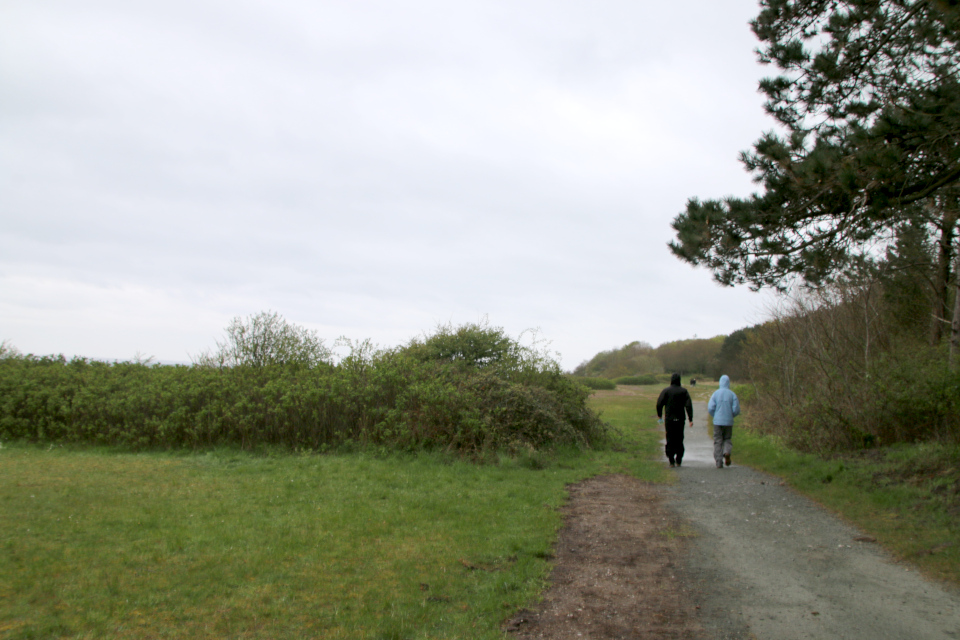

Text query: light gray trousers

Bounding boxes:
[713,424,733,464]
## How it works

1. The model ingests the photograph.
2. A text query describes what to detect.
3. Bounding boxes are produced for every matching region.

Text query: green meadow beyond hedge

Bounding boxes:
[0,322,608,454]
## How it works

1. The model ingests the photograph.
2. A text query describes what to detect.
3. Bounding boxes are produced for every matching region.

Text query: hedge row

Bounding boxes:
[0,351,608,455]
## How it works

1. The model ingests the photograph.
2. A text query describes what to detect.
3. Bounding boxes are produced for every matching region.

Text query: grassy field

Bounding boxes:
[10,378,954,637]
[0,391,664,639]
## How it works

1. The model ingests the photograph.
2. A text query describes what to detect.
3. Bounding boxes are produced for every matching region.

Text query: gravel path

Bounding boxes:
[664,401,960,640]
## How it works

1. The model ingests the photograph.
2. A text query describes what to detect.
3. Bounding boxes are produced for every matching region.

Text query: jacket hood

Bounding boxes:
[670,373,681,386]
[719,375,730,389]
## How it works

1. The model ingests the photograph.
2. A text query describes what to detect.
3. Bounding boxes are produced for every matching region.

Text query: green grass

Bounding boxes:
[0,391,663,639]
[585,389,671,484]
[611,375,658,386]
[569,376,616,390]
[735,426,960,585]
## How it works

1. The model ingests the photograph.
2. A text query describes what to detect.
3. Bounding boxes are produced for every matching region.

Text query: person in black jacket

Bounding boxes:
[656,373,693,467]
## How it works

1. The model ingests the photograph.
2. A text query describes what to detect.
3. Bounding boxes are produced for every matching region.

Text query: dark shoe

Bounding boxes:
[669,461,675,467]
[724,453,731,466]
[675,459,682,467]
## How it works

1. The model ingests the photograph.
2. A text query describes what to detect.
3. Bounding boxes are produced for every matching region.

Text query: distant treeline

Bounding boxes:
[0,317,607,455]
[571,335,741,380]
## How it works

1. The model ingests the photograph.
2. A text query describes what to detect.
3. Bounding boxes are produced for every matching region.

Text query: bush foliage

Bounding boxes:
[613,375,658,386]
[570,377,617,391]
[194,310,332,369]
[0,320,608,455]
[742,283,960,452]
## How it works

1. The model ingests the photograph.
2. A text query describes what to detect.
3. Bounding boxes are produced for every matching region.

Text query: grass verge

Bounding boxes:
[1,389,663,639]
[735,425,960,586]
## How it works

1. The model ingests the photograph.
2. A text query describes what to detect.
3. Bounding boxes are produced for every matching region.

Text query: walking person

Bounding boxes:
[657,373,693,467]
[708,375,741,469]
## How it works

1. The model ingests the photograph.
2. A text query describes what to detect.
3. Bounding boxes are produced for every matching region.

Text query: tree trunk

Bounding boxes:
[931,205,958,345]
[951,268,960,369]
[949,196,960,368]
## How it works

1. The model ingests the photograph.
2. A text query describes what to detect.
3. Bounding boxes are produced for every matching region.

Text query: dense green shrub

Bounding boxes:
[0,323,608,455]
[570,377,617,391]
[730,383,756,403]
[613,375,658,386]
[404,321,517,369]
[866,346,960,446]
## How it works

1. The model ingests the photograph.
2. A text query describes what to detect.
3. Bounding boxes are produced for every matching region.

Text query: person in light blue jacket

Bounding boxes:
[707,375,740,469]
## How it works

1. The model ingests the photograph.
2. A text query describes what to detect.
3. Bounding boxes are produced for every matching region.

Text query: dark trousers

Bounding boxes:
[665,419,685,463]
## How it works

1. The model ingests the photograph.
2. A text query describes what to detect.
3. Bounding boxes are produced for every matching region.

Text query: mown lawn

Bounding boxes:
[1,390,663,639]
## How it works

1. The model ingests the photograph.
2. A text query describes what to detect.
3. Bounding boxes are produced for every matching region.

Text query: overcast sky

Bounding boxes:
[2,0,778,369]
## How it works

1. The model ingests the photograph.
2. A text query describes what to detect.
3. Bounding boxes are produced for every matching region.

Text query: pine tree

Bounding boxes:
[670,0,960,291]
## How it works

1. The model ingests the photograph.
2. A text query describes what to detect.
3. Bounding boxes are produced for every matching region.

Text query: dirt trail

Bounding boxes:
[506,400,960,640]
[504,475,705,639]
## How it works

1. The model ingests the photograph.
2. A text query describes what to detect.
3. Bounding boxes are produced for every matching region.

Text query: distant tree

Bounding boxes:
[0,340,20,360]
[572,341,662,378]
[655,337,723,375]
[879,220,941,340]
[715,327,760,380]
[195,311,331,369]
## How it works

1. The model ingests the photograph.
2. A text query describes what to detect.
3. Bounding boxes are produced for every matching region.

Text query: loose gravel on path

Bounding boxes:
[505,400,960,640]
[668,401,960,640]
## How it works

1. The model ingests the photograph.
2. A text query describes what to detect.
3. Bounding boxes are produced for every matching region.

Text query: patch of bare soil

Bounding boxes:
[504,474,704,640]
